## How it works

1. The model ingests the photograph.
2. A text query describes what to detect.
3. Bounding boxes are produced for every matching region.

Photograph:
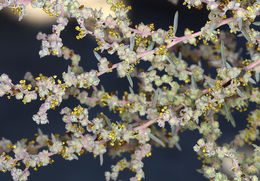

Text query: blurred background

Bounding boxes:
[0,0,258,180]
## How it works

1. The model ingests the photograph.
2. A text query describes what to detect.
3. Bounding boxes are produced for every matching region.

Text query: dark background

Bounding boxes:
[0,0,257,180]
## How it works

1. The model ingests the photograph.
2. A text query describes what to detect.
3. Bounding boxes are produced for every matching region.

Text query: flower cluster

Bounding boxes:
[0,0,260,181]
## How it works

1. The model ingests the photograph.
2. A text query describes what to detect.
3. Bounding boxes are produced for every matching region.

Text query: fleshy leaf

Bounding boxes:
[38,128,43,135]
[206,109,212,116]
[147,41,155,51]
[178,52,182,60]
[102,114,112,128]
[221,40,227,67]
[164,55,175,67]
[101,85,105,92]
[147,66,155,71]
[130,36,135,51]
[223,102,236,127]
[226,62,232,69]
[68,66,72,74]
[248,77,256,84]
[129,86,134,94]
[238,18,242,30]
[236,88,243,98]
[100,154,103,166]
[255,72,260,82]
[241,27,251,42]
[93,50,102,62]
[252,144,260,150]
[253,21,260,26]
[191,75,198,89]
[171,126,176,135]
[175,142,182,151]
[148,133,165,147]
[196,169,204,174]
[173,11,179,35]
[127,74,133,88]
[198,61,202,67]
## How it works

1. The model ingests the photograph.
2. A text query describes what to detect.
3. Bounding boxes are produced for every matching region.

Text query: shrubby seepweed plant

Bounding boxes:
[0,0,260,180]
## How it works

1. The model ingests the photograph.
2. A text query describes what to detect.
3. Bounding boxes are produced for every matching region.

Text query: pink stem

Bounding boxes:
[86,96,152,105]
[105,21,152,36]
[60,0,64,17]
[133,119,157,131]
[247,58,260,70]
[137,18,235,59]
[133,104,183,131]
[202,58,260,94]
[97,63,119,76]
[15,1,31,5]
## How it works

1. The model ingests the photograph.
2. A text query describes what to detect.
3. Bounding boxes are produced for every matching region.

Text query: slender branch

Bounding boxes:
[137,18,235,59]
[133,119,157,131]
